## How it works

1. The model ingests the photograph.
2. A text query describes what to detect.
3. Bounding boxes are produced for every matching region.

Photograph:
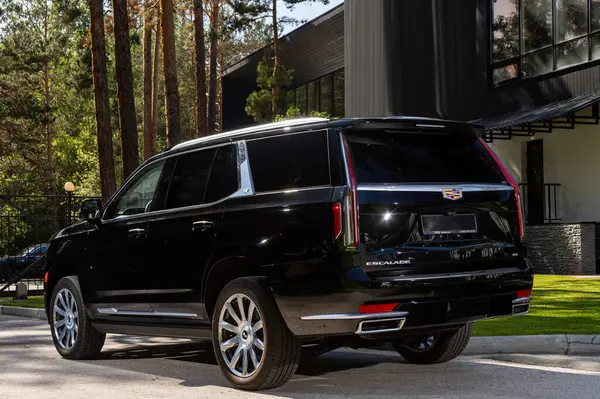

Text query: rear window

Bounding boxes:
[247,131,330,192]
[345,132,504,184]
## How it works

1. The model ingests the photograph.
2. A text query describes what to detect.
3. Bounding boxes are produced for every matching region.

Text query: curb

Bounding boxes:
[0,305,47,321]
[380,334,600,356]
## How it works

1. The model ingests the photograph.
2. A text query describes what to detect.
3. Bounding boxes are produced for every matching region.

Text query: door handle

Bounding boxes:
[192,221,214,231]
[128,228,147,238]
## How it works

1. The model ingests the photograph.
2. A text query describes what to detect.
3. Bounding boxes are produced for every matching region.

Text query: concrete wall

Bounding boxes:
[489,107,600,223]
[526,223,596,275]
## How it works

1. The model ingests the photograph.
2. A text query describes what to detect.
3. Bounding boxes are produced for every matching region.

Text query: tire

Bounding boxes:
[391,323,472,364]
[49,276,105,360]
[212,277,301,391]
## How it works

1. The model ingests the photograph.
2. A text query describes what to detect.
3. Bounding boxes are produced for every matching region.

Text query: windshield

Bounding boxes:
[345,131,505,184]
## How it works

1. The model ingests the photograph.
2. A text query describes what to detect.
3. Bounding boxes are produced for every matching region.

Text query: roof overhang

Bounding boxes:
[474,91,600,141]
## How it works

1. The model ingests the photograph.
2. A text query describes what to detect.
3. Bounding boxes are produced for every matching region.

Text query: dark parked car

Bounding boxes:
[44,117,533,390]
[0,243,48,283]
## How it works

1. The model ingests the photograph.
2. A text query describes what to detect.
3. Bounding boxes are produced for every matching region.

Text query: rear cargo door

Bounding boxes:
[343,128,524,278]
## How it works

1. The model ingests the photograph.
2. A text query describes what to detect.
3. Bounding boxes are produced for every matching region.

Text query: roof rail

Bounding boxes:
[171,117,329,151]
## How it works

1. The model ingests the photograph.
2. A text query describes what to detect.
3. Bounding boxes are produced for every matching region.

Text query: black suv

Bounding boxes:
[44,117,533,390]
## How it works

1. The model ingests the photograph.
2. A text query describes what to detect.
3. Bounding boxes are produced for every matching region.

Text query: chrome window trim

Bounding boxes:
[357,183,513,192]
[102,141,245,223]
[171,117,328,150]
[96,308,198,318]
[229,140,255,198]
[250,185,332,197]
[300,311,409,321]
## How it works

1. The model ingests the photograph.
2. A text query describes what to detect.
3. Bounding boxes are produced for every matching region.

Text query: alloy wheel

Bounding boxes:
[217,293,265,378]
[53,288,78,350]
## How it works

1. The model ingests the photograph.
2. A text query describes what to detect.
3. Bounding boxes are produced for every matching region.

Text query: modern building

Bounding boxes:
[223,0,600,275]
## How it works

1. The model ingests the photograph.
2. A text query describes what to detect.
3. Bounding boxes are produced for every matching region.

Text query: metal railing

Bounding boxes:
[0,194,97,297]
[518,183,561,224]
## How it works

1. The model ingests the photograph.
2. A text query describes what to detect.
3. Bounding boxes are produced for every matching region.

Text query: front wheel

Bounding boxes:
[49,276,106,360]
[212,277,301,391]
[391,323,472,364]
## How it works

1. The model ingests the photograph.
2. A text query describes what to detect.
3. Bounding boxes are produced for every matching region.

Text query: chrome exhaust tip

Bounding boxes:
[512,297,530,315]
[356,317,406,335]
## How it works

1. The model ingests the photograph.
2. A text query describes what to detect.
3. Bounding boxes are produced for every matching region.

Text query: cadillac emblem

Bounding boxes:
[442,188,463,200]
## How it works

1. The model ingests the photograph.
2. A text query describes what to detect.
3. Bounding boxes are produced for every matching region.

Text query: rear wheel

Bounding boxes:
[50,276,105,360]
[212,277,301,391]
[391,323,472,364]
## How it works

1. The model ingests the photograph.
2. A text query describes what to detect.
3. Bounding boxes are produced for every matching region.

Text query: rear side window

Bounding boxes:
[247,131,330,192]
[166,148,216,209]
[205,145,238,203]
[345,132,504,184]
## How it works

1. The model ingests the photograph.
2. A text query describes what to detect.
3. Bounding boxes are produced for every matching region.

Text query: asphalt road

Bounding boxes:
[1,315,600,399]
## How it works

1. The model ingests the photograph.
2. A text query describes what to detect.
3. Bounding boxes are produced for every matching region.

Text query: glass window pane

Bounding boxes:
[522,47,553,77]
[286,90,295,110]
[592,33,600,59]
[296,85,307,115]
[524,0,552,51]
[345,132,504,184]
[557,37,589,68]
[592,0,600,32]
[492,0,520,61]
[106,161,166,219]
[319,74,333,114]
[166,149,216,209]
[247,131,330,192]
[556,0,588,42]
[493,64,518,83]
[205,145,238,203]
[307,81,318,113]
[334,69,345,117]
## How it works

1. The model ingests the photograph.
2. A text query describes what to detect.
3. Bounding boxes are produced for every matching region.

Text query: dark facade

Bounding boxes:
[224,0,600,130]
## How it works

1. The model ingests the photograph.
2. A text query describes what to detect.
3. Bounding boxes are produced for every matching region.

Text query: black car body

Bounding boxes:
[44,117,533,390]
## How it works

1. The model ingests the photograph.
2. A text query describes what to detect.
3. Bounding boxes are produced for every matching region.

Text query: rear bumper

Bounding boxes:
[272,263,533,337]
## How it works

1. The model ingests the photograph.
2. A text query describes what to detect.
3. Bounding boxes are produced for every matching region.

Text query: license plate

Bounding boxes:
[421,214,477,235]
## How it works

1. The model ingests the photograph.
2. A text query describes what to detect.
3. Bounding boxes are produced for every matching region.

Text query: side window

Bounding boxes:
[247,131,330,192]
[104,160,166,219]
[165,148,216,209]
[205,145,238,203]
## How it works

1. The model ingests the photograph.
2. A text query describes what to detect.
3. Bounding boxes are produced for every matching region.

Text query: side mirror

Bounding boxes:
[79,199,103,222]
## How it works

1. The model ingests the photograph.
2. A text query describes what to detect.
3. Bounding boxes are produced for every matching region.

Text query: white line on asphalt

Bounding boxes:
[472,358,600,376]
[289,376,328,382]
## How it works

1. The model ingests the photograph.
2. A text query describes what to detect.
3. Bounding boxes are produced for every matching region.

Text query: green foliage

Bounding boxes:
[245,51,293,122]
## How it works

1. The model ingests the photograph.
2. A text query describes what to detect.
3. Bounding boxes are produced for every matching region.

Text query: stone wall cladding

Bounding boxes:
[526,223,596,275]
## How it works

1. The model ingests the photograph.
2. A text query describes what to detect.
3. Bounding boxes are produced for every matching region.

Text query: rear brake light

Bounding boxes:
[341,135,360,247]
[478,138,525,240]
[333,203,342,239]
[44,272,48,283]
[517,289,532,298]
[360,303,399,314]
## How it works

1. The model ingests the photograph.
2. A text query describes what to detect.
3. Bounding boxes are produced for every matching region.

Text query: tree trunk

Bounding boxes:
[208,0,219,134]
[142,2,155,160]
[194,0,207,137]
[271,0,279,116]
[151,11,161,147]
[218,37,223,131]
[160,0,183,147]
[89,0,116,202]
[42,3,55,197]
[113,0,139,179]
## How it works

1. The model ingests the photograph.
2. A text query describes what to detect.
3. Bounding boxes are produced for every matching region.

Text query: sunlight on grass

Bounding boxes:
[473,275,600,336]
[0,296,45,309]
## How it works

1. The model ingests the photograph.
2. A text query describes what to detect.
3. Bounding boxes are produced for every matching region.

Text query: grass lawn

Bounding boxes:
[473,275,600,336]
[0,296,45,309]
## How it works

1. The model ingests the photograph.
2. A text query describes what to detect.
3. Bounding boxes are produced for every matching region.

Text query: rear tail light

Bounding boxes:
[517,289,532,298]
[360,303,399,314]
[478,138,525,240]
[341,134,360,247]
[44,272,48,283]
[333,203,342,239]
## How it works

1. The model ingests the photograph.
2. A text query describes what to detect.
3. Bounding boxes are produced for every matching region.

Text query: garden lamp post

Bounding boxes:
[64,182,75,225]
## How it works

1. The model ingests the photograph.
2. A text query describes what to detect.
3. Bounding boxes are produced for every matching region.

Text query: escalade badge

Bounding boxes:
[442,188,463,200]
